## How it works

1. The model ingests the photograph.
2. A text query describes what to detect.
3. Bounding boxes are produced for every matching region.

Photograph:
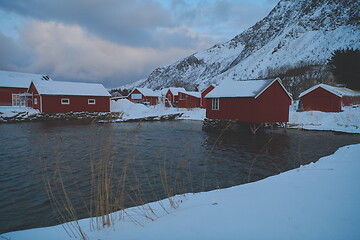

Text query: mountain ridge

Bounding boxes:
[138,0,360,91]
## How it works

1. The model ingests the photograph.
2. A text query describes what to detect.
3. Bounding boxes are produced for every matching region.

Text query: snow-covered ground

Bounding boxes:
[2,100,359,134]
[4,144,360,240]
[289,105,360,134]
[0,106,39,119]
[111,100,360,134]
[110,99,205,121]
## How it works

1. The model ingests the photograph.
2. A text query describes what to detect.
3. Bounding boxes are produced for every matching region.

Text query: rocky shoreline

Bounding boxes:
[0,111,184,123]
[0,111,122,123]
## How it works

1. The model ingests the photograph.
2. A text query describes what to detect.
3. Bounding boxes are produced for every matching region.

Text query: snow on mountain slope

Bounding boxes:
[139,0,360,90]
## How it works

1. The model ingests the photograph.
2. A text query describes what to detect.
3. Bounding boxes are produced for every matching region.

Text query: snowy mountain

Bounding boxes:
[139,0,360,90]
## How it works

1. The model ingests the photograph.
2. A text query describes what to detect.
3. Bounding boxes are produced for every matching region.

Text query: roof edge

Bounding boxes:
[299,84,342,98]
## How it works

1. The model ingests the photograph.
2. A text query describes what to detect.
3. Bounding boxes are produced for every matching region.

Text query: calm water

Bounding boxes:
[0,120,359,234]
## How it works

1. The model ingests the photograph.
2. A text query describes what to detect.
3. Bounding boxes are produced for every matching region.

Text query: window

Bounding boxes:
[212,98,219,110]
[34,98,38,105]
[61,98,70,104]
[12,94,26,107]
[88,99,96,104]
[131,94,142,100]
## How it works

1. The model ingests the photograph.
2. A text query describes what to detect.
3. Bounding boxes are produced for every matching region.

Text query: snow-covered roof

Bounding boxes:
[160,88,170,96]
[179,91,201,98]
[134,88,160,97]
[32,80,111,97]
[205,78,291,99]
[168,87,186,96]
[299,84,360,98]
[0,70,51,88]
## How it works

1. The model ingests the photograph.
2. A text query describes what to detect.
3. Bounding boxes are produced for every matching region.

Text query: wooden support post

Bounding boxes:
[249,123,263,135]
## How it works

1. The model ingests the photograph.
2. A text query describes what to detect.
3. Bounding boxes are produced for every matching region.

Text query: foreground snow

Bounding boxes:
[289,105,360,134]
[110,99,205,121]
[4,144,360,240]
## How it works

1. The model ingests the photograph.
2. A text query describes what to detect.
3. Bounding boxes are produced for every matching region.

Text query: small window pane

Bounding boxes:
[131,94,142,100]
[212,98,219,110]
[61,99,70,104]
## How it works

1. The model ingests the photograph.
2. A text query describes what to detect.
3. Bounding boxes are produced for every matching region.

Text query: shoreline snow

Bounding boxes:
[3,144,360,240]
[288,105,360,134]
[110,99,206,121]
[1,101,359,134]
[0,106,39,121]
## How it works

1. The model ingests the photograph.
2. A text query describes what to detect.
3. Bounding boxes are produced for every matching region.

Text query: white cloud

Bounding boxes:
[9,20,212,86]
[0,0,278,87]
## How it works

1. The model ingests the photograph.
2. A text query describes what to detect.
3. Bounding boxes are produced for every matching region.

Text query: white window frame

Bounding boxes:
[131,94,142,100]
[212,98,219,110]
[88,99,96,105]
[34,98,38,105]
[61,98,70,105]
[12,94,26,107]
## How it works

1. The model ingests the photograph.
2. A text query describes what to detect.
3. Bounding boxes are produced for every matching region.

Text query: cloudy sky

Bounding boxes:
[0,0,278,88]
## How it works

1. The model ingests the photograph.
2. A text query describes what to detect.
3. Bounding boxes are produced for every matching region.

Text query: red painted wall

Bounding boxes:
[178,92,200,108]
[165,90,175,104]
[28,83,110,113]
[28,83,41,110]
[255,81,291,122]
[301,88,341,112]
[127,89,158,105]
[201,85,215,108]
[342,96,360,106]
[0,87,28,106]
[206,81,291,123]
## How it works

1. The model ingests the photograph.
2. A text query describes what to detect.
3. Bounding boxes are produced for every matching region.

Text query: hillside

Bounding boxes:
[138,0,360,91]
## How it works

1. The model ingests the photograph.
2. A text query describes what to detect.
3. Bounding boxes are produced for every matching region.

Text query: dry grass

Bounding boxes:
[43,122,195,239]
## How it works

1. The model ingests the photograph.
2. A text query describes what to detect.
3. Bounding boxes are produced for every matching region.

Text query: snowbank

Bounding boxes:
[110,99,205,121]
[0,106,39,120]
[4,144,360,240]
[289,105,360,134]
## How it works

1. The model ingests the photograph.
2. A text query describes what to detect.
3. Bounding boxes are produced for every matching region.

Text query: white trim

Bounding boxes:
[212,98,219,110]
[40,95,43,112]
[131,93,142,100]
[297,84,360,98]
[88,99,96,104]
[34,98,38,105]
[61,98,70,104]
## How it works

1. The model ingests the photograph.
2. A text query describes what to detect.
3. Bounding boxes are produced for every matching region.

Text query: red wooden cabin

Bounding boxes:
[28,80,110,113]
[0,70,50,106]
[127,88,159,106]
[201,85,215,108]
[299,84,360,112]
[205,78,292,133]
[178,91,201,108]
[165,88,186,107]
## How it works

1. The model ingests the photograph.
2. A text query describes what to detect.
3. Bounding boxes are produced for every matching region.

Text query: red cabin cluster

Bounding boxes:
[0,70,50,106]
[127,88,160,106]
[0,70,110,113]
[164,88,186,107]
[299,84,360,112]
[204,78,292,133]
[178,91,201,108]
